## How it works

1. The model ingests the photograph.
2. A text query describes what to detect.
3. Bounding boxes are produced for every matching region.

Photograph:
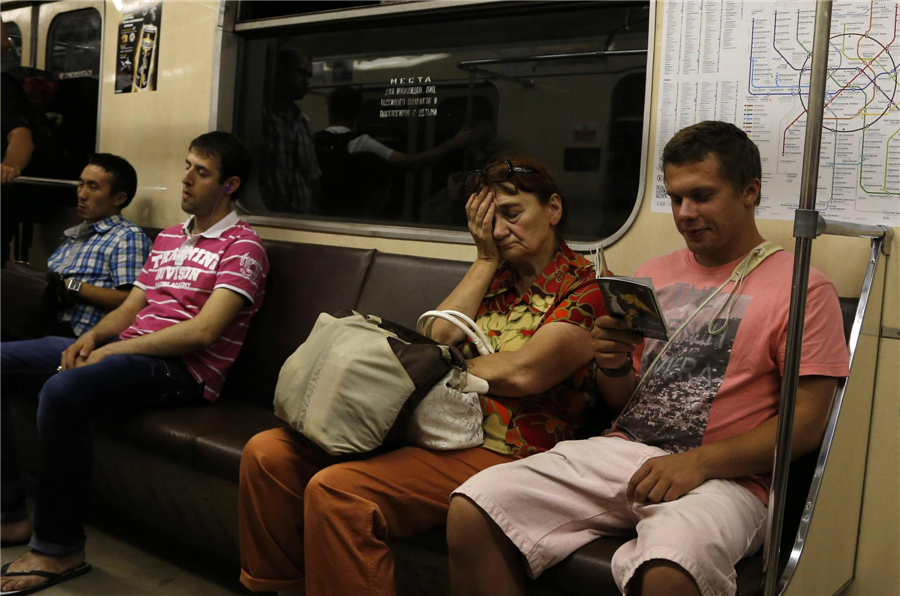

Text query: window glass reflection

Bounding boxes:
[235,2,650,241]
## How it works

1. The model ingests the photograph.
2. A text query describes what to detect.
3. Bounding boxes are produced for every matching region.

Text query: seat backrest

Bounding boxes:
[220,241,375,407]
[355,252,470,329]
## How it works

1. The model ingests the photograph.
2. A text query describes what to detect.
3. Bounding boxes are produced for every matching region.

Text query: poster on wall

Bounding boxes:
[115,1,163,94]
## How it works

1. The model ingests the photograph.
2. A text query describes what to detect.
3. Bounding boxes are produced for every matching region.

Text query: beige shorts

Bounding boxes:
[452,436,767,596]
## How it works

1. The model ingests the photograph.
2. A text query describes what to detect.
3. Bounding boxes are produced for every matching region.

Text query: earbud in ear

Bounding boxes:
[225,185,232,191]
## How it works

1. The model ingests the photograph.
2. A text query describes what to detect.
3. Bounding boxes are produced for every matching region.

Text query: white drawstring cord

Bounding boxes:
[708,245,768,336]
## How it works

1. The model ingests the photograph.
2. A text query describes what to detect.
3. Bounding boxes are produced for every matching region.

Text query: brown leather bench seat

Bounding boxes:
[4,239,859,595]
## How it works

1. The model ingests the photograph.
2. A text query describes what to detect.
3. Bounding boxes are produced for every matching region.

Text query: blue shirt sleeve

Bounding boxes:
[110,228,151,288]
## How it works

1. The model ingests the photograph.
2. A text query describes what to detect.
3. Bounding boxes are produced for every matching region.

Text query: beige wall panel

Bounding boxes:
[843,339,900,596]
[100,1,220,231]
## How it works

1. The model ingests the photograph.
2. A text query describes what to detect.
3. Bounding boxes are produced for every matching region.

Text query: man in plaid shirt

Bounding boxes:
[0,133,267,594]
[47,153,150,337]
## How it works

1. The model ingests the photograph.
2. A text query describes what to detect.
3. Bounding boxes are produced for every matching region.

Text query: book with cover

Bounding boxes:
[595,277,670,341]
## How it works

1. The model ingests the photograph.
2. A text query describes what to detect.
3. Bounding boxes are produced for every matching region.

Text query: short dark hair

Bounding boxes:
[87,153,138,208]
[662,120,762,206]
[188,131,252,200]
[482,151,568,238]
[327,86,363,124]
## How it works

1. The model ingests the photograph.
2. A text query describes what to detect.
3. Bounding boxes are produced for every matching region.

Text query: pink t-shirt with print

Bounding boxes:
[612,247,849,502]
[120,211,269,402]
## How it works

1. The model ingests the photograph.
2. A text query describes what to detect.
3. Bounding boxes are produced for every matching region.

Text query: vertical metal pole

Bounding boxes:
[763,2,832,596]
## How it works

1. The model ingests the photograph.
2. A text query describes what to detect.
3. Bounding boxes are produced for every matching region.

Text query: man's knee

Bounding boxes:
[447,495,499,558]
[35,374,80,429]
[632,559,700,596]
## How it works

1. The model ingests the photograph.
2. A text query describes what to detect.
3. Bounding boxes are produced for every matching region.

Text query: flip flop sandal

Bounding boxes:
[0,539,30,548]
[0,561,91,595]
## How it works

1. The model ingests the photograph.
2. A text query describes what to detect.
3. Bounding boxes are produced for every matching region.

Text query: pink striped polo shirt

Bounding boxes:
[120,211,269,401]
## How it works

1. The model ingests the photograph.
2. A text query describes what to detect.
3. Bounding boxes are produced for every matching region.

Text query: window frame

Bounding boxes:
[216,0,656,250]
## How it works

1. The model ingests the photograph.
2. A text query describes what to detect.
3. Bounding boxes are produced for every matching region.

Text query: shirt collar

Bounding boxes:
[326,126,352,133]
[484,240,580,302]
[181,210,241,239]
[64,213,125,238]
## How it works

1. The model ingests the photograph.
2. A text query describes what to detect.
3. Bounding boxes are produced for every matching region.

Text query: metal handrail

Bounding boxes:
[457,49,648,70]
[777,235,885,595]
[763,2,832,595]
[10,176,79,188]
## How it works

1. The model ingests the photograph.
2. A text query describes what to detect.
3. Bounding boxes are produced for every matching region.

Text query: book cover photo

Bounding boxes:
[596,277,670,341]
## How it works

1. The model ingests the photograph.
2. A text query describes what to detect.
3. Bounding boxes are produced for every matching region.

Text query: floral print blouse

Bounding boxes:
[461,241,608,456]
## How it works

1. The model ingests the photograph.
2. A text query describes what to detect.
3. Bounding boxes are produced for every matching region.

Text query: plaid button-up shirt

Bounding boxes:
[47,214,151,336]
[260,104,322,213]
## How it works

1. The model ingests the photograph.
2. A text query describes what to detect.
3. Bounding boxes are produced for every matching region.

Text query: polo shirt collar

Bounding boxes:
[64,213,125,238]
[182,210,241,239]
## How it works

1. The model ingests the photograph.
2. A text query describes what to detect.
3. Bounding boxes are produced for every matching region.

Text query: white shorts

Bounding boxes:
[452,436,767,596]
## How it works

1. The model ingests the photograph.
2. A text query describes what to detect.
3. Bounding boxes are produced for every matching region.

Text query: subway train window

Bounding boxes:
[1,20,22,69]
[46,8,101,179]
[233,1,651,242]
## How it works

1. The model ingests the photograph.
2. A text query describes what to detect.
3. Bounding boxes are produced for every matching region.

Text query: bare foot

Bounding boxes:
[0,519,32,544]
[0,549,85,593]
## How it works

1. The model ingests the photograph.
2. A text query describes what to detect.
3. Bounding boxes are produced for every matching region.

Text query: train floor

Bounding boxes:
[1,501,248,596]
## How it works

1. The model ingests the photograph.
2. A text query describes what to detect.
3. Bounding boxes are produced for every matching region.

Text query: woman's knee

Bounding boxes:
[240,430,295,484]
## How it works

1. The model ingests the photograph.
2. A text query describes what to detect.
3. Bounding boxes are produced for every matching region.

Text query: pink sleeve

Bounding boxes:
[214,237,269,306]
[777,278,850,378]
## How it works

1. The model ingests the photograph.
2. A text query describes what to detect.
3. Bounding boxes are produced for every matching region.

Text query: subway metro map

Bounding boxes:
[653,1,900,227]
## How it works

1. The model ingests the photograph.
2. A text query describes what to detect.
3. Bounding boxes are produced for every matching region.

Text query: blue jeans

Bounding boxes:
[1,336,202,555]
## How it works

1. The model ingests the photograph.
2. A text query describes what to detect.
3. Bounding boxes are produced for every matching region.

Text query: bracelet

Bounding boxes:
[599,352,634,378]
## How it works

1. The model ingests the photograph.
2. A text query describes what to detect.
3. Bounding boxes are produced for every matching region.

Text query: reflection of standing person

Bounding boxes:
[260,50,321,214]
[314,86,471,218]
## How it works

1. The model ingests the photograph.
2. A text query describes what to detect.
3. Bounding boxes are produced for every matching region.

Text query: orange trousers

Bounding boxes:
[239,427,516,595]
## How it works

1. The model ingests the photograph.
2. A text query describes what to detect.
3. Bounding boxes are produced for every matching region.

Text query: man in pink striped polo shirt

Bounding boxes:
[0,132,268,594]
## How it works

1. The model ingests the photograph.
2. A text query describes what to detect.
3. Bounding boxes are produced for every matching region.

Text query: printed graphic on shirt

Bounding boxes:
[615,282,752,453]
[148,245,220,289]
[238,252,263,282]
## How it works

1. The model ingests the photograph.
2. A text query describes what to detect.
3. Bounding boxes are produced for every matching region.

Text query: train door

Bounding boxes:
[37,1,104,180]
[0,4,30,69]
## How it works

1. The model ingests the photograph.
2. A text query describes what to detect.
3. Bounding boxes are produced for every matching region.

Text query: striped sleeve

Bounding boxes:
[214,236,268,305]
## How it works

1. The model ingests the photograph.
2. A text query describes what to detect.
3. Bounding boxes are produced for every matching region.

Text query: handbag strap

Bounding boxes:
[417,310,495,356]
[613,241,782,426]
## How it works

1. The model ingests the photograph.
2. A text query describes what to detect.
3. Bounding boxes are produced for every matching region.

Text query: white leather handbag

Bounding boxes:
[408,310,494,450]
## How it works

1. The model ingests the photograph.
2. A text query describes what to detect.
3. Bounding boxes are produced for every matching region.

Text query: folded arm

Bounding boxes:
[466,321,594,397]
[627,375,838,503]
[63,287,246,369]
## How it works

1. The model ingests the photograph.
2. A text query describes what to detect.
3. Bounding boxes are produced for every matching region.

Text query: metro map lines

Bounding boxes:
[654,0,899,226]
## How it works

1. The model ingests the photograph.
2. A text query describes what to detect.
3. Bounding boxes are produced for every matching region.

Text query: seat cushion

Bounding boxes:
[102,401,283,481]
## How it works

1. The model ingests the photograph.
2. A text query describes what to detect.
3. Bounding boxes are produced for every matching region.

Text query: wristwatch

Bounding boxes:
[599,352,634,378]
[66,278,83,293]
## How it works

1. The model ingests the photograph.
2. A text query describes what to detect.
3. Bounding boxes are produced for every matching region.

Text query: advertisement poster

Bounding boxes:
[115,1,162,94]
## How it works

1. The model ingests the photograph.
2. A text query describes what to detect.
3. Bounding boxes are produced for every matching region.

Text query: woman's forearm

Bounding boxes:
[430,257,499,345]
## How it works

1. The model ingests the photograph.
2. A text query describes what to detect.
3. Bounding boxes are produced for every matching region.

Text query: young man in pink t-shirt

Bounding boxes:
[0,132,268,594]
[448,121,849,596]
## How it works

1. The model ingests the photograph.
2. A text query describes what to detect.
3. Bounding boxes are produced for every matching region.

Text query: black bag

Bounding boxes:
[0,262,70,341]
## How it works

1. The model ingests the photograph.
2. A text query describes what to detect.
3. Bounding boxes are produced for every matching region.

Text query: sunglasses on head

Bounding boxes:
[464,161,538,193]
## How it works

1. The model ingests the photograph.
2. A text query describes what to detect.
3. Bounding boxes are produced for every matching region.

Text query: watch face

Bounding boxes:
[67,279,82,292]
